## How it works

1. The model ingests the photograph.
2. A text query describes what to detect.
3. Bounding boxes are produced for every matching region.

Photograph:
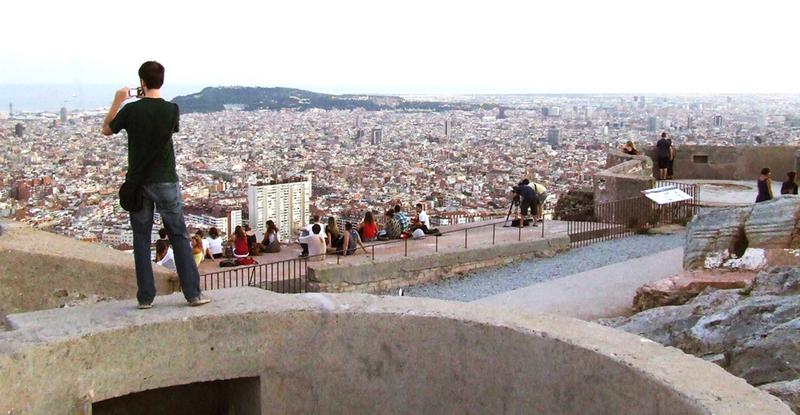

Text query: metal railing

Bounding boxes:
[201,257,309,293]
[567,182,698,248]
[201,214,547,293]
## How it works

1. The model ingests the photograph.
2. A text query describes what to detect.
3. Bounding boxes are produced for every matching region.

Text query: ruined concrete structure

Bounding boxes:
[0,288,791,414]
[646,145,800,181]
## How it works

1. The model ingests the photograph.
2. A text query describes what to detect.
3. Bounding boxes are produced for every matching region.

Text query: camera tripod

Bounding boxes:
[503,196,521,227]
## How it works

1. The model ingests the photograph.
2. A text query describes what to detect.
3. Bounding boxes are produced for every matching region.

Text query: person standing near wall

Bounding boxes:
[755,168,774,203]
[781,171,798,195]
[666,138,676,179]
[656,132,670,180]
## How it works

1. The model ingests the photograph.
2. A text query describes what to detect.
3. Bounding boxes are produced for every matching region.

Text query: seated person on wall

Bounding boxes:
[156,243,177,272]
[191,235,204,267]
[381,209,402,240]
[781,171,798,195]
[205,227,224,259]
[411,203,430,233]
[326,217,342,254]
[299,215,326,257]
[195,229,212,260]
[298,224,326,261]
[230,225,250,258]
[244,224,258,255]
[358,210,378,242]
[620,140,639,155]
[340,222,368,256]
[394,204,410,232]
[154,228,169,257]
[257,220,281,253]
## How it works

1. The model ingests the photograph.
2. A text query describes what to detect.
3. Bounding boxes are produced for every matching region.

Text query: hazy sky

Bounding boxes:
[2,0,798,94]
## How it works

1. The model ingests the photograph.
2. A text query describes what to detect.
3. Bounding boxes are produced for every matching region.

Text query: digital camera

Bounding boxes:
[128,87,144,98]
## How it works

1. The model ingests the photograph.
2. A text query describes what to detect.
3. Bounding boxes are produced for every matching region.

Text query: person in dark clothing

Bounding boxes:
[512,181,538,228]
[656,132,670,180]
[755,168,774,203]
[781,171,798,195]
[666,138,675,179]
[102,61,210,309]
[154,228,169,261]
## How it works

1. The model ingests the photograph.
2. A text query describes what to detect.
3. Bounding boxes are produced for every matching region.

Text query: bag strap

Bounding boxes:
[126,103,179,185]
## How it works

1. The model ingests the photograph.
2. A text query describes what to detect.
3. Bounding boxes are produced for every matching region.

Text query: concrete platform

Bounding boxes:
[198,219,574,292]
[0,288,791,414]
[474,247,684,320]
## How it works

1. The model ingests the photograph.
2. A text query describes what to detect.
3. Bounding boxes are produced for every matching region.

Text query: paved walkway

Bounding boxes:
[473,247,684,321]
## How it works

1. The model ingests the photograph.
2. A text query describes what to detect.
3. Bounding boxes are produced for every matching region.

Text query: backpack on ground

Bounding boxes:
[219,259,238,267]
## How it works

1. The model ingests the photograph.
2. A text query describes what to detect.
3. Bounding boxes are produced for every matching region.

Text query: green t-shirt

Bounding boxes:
[109,98,180,184]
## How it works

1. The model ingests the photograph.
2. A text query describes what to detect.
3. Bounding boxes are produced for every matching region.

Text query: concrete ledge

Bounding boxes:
[0,221,176,314]
[0,288,790,414]
[308,235,570,293]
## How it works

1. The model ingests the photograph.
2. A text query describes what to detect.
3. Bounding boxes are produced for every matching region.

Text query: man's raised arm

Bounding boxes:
[101,87,131,136]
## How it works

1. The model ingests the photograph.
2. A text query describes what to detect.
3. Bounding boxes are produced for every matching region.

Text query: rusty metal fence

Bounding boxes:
[567,182,698,248]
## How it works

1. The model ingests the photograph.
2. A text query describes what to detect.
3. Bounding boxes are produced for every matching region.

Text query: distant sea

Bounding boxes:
[0,84,204,113]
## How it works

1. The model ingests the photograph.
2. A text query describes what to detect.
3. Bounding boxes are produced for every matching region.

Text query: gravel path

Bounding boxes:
[403,232,685,302]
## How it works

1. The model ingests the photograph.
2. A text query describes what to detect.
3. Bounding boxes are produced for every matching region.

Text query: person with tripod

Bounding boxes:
[510,181,538,228]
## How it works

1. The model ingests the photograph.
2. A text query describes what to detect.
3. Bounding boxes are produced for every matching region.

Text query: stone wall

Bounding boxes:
[594,151,655,206]
[646,145,800,180]
[0,220,177,315]
[0,288,790,414]
[308,236,569,293]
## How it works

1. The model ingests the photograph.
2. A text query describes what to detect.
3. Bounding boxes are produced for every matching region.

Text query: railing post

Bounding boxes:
[435,235,439,252]
[464,228,468,249]
[541,218,545,238]
[404,238,408,256]
[518,223,522,241]
[492,223,496,245]
[371,245,375,261]
[337,252,340,264]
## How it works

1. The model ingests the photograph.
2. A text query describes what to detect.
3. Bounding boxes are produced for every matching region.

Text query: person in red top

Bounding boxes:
[358,211,378,242]
[231,225,249,258]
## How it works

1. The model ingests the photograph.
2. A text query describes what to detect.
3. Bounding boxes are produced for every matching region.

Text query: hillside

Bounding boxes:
[171,86,483,113]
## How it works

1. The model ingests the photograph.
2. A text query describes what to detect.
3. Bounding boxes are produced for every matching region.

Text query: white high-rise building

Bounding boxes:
[247,176,312,242]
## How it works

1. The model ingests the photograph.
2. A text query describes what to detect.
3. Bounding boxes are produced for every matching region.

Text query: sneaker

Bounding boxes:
[188,295,212,307]
[138,303,153,310]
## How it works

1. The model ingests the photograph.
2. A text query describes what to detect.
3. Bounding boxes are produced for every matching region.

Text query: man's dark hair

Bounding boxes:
[345,222,353,230]
[521,179,530,185]
[416,203,423,209]
[159,228,167,239]
[138,61,165,89]
[394,205,402,213]
[761,167,771,175]
[312,224,321,234]
[661,132,667,138]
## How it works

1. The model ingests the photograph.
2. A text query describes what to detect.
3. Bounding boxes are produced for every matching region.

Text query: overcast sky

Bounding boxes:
[2,0,798,94]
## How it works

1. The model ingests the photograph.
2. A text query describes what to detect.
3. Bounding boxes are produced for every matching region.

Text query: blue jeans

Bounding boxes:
[130,182,202,303]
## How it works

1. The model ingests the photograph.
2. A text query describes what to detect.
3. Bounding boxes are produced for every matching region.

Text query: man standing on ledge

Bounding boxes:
[102,61,210,309]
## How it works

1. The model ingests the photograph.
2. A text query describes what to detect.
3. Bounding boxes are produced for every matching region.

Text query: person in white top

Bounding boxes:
[415,203,430,229]
[300,215,326,257]
[298,223,326,261]
[205,227,224,259]
[157,246,177,272]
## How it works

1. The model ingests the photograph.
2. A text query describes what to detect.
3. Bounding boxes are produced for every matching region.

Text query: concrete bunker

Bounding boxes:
[0,288,791,414]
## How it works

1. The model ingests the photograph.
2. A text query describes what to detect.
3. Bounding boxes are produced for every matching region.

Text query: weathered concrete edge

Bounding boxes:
[308,235,569,292]
[0,288,790,414]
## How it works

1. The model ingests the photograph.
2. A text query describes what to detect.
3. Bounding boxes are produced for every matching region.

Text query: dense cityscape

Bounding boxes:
[1,92,799,249]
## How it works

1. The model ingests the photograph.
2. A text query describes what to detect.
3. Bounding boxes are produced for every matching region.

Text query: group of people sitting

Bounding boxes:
[153,203,441,268]
[297,204,440,261]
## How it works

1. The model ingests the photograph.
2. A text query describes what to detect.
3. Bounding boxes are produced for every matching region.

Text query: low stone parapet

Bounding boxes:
[308,235,570,293]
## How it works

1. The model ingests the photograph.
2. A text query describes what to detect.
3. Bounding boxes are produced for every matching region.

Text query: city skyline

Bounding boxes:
[2,1,799,95]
